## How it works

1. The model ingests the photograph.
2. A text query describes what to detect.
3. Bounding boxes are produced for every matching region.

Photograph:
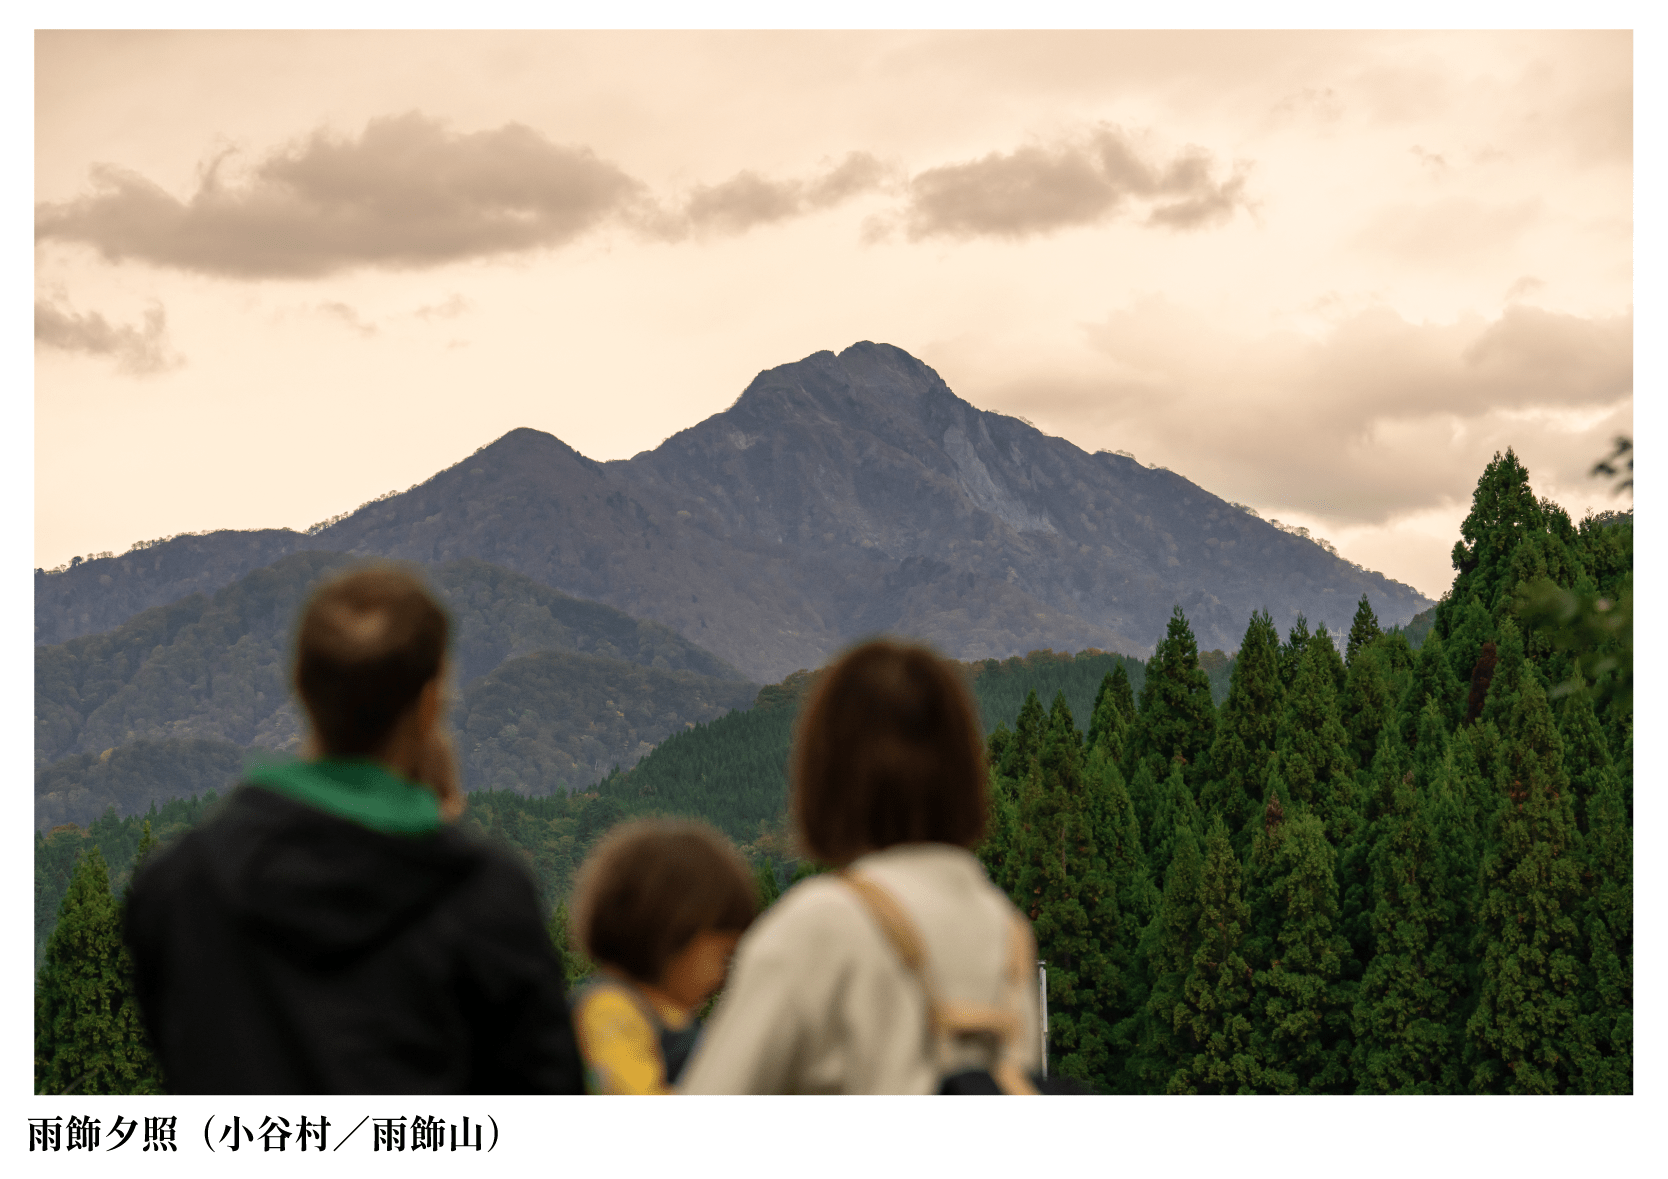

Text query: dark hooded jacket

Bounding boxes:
[124,769,583,1094]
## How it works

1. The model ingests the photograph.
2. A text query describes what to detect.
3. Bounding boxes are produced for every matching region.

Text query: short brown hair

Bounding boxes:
[570,819,758,985]
[792,639,987,865]
[294,564,449,756]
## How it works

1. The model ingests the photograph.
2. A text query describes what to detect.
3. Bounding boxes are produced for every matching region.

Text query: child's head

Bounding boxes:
[570,819,758,1010]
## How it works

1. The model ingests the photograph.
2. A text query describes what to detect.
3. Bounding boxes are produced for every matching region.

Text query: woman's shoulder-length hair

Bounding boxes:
[792,639,988,865]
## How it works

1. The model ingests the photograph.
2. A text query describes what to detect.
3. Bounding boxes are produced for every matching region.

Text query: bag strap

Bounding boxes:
[839,869,1037,1095]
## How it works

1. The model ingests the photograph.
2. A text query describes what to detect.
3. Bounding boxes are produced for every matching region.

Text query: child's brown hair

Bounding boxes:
[570,819,758,985]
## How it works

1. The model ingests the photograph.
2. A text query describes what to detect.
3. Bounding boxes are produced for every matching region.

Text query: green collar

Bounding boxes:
[247,758,441,836]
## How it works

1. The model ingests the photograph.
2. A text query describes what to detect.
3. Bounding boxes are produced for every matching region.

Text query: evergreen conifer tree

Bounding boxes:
[1128,606,1217,792]
[1247,808,1351,1093]
[1313,623,1348,696]
[1467,674,1585,1093]
[1442,596,1495,700]
[975,760,1022,897]
[1444,448,1547,623]
[1479,618,1533,734]
[1130,825,1203,1091]
[1345,595,1383,667]
[1200,609,1283,852]
[1168,817,1257,1093]
[1556,675,1616,827]
[1125,758,1162,856]
[1272,634,1357,844]
[1569,764,1631,1093]
[1000,689,1047,780]
[1085,670,1132,768]
[35,847,161,1095]
[1351,770,1470,1092]
[1342,642,1400,774]
[1408,694,1451,791]
[1009,694,1120,1089]
[1279,615,1311,690]
[1082,741,1158,1092]
[1399,629,1465,749]
[1147,761,1201,892]
[1335,724,1411,984]
[1107,661,1136,723]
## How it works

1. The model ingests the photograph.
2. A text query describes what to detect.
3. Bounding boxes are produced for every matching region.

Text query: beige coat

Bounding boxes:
[679,842,1042,1094]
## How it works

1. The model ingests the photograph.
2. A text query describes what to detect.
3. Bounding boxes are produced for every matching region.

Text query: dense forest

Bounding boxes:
[966,451,1631,1094]
[36,449,1629,1094]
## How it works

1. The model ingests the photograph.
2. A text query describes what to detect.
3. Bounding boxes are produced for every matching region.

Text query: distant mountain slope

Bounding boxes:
[37,342,1431,678]
[460,649,756,794]
[35,738,246,832]
[36,550,749,783]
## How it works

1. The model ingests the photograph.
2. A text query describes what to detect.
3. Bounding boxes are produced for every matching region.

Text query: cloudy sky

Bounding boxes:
[35,30,1633,597]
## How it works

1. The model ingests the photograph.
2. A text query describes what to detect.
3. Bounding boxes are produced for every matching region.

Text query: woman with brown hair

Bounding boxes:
[679,639,1043,1094]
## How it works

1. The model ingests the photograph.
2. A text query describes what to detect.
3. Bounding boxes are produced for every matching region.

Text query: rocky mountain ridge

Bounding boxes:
[37,342,1431,680]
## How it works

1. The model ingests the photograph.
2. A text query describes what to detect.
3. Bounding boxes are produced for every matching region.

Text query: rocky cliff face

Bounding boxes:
[37,342,1430,680]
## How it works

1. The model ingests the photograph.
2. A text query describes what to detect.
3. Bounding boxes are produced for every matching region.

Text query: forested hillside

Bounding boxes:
[36,450,1628,1094]
[36,551,753,824]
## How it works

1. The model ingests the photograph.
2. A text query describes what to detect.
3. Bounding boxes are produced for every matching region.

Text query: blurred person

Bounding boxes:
[567,819,757,1094]
[679,640,1043,1094]
[124,565,584,1094]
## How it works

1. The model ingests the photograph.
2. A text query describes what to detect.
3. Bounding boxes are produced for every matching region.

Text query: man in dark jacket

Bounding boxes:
[125,565,584,1094]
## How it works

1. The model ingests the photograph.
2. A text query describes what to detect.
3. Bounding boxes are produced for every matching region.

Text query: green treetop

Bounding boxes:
[1278,615,1311,691]
[1444,448,1548,623]
[1085,666,1134,767]
[1128,606,1218,791]
[1272,632,1357,845]
[1341,640,1402,777]
[1345,595,1383,667]
[1312,623,1348,697]
[35,846,161,1095]
[1200,609,1284,852]
[999,689,1047,781]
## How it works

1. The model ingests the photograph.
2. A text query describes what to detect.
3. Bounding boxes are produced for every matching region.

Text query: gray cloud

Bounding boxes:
[36,113,643,279]
[39,118,894,272]
[35,298,181,374]
[1005,300,1636,528]
[37,111,1236,275]
[665,151,891,238]
[905,125,1249,240]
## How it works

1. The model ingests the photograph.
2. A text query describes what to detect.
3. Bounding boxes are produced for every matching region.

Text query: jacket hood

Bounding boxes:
[200,784,487,968]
